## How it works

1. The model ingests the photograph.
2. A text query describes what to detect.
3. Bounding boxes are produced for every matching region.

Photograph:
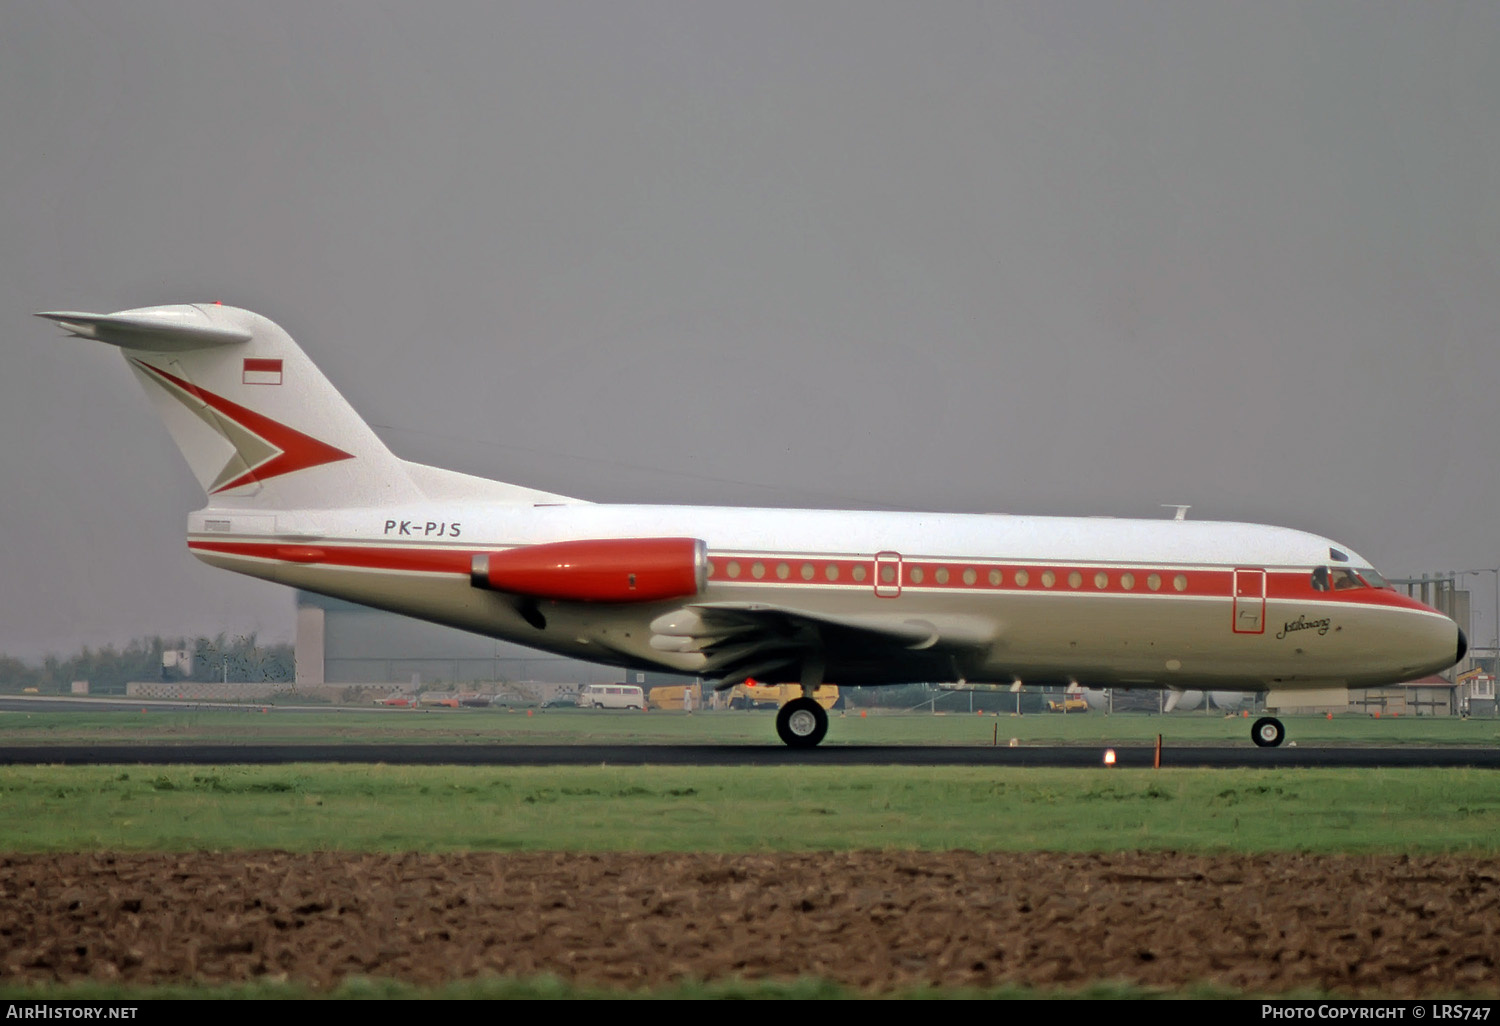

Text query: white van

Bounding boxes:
[580,683,645,710]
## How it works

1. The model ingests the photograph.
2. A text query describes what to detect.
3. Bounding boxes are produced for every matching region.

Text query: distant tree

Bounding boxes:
[190,634,294,683]
[0,656,40,690]
[0,633,291,693]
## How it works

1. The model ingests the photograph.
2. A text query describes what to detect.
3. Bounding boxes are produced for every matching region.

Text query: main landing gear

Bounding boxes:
[775,657,830,748]
[776,697,828,748]
[1251,716,1286,748]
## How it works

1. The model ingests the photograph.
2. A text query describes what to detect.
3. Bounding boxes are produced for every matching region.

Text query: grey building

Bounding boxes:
[294,590,694,690]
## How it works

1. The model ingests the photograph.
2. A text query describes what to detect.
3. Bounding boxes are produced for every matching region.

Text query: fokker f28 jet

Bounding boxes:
[38,305,1466,748]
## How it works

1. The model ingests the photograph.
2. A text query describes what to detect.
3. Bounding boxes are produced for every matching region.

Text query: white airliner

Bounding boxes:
[38,304,1465,748]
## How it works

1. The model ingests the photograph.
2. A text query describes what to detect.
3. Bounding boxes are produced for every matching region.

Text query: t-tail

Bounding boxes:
[36,304,578,510]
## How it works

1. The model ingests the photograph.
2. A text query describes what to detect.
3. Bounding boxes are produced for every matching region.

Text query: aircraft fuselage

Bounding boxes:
[185,502,1463,693]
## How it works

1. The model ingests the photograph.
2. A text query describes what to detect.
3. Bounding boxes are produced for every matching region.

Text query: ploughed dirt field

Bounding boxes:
[2,851,1497,996]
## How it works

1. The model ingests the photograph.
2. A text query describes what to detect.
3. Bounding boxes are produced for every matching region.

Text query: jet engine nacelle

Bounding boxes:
[470,537,707,603]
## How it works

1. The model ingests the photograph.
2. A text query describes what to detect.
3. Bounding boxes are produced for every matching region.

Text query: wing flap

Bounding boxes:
[651,601,997,685]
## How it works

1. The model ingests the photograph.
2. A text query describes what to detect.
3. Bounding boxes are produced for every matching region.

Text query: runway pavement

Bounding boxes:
[2,695,1495,767]
[0,742,1496,767]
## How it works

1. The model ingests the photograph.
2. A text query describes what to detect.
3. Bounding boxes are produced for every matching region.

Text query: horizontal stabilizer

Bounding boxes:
[36,309,252,351]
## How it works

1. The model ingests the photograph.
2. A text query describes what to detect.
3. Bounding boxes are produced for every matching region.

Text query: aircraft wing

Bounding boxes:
[649,601,997,688]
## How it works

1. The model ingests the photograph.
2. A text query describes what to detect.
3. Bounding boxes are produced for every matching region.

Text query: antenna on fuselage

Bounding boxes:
[1162,504,1191,521]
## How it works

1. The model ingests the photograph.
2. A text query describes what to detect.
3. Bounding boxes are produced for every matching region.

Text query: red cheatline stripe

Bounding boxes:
[1309,588,1438,612]
[190,540,473,575]
[187,541,1435,610]
[704,557,1430,608]
[709,556,1234,595]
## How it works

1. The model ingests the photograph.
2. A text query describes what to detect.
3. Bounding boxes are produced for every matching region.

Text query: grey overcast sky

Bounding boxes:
[2,2,1498,660]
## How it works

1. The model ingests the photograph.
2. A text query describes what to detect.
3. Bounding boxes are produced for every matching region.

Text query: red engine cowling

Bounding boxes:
[470,537,707,603]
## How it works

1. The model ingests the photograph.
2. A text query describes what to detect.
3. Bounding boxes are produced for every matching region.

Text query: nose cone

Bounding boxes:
[1395,614,1468,683]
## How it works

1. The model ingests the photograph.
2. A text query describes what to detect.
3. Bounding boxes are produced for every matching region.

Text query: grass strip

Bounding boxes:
[2,764,1498,853]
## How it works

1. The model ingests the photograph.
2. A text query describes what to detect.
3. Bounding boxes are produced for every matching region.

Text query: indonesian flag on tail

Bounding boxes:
[243,358,283,385]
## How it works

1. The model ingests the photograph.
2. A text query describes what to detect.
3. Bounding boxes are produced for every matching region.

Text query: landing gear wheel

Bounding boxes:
[1251,716,1285,748]
[776,697,829,748]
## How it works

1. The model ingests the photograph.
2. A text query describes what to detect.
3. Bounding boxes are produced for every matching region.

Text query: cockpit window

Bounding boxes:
[1331,568,1363,590]
[1311,565,1388,591]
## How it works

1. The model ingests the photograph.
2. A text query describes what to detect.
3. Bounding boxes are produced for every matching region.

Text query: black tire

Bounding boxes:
[1251,716,1285,748]
[776,697,829,748]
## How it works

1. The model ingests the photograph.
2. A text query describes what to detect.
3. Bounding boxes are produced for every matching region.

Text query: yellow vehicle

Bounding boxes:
[784,684,840,710]
[728,682,840,710]
[647,683,703,711]
[1046,696,1089,712]
[726,681,781,709]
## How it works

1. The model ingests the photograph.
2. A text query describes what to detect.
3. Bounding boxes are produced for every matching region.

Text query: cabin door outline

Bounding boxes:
[1233,568,1267,635]
[874,551,902,598]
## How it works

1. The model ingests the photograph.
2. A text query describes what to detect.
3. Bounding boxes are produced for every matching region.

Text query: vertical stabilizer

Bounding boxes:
[38,305,426,509]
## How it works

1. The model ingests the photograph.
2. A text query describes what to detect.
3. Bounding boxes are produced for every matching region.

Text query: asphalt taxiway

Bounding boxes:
[0,742,1494,768]
[1,696,1494,767]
